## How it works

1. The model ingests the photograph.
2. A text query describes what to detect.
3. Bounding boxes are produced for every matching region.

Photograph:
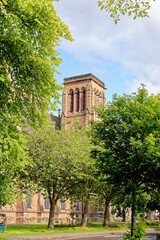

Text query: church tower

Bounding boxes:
[62,73,106,130]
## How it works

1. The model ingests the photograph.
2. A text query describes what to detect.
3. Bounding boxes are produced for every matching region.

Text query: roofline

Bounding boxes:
[63,73,106,89]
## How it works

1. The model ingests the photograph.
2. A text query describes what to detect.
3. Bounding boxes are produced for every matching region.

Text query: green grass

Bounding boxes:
[1,222,160,237]
[0,222,126,237]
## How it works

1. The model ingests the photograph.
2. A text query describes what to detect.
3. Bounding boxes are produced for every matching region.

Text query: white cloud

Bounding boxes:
[54,0,160,95]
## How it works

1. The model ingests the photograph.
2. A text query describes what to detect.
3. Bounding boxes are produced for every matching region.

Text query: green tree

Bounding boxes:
[91,148,123,227]
[25,125,94,229]
[96,179,118,227]
[98,0,155,23]
[91,86,160,236]
[0,0,72,207]
[68,130,101,227]
[71,175,98,227]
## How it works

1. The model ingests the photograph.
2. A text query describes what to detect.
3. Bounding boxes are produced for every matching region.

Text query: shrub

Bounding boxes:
[123,220,146,240]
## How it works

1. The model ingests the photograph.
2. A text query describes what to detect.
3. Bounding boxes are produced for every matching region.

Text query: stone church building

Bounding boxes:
[1,73,106,224]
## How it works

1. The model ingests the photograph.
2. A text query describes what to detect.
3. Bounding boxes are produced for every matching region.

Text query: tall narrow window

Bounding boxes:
[70,89,74,112]
[26,191,32,208]
[75,202,80,211]
[76,89,80,112]
[61,199,65,210]
[44,197,50,209]
[82,89,86,111]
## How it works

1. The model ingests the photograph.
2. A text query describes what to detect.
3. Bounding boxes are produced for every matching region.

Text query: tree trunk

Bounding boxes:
[122,208,126,222]
[48,200,56,229]
[131,193,136,236]
[103,198,110,227]
[81,202,89,227]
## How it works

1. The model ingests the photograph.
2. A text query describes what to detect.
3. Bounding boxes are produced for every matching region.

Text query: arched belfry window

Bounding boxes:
[82,88,86,111]
[69,89,74,112]
[75,88,80,112]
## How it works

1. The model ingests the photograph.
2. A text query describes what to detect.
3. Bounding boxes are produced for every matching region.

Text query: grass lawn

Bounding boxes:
[1,222,126,237]
[1,222,160,237]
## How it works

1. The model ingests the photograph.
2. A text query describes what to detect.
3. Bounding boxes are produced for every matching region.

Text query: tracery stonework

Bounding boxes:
[62,73,106,130]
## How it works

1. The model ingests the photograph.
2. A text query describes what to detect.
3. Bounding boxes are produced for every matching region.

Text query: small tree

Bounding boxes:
[25,125,94,229]
[77,179,97,227]
[97,181,116,227]
[65,141,98,227]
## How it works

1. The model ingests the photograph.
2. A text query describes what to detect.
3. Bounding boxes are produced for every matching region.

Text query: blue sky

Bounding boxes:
[53,0,160,107]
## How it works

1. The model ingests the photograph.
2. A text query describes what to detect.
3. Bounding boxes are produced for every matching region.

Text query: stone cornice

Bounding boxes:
[63,73,106,89]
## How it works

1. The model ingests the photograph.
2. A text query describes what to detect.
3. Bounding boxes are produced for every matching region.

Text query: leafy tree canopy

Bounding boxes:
[98,0,155,23]
[0,0,72,207]
[24,124,95,229]
[0,0,72,128]
[91,86,160,235]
